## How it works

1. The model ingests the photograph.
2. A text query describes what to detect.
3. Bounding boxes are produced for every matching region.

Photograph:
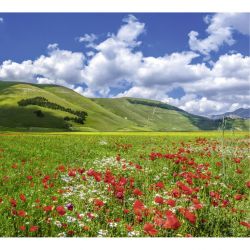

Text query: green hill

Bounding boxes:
[0,81,249,132]
[0,81,138,131]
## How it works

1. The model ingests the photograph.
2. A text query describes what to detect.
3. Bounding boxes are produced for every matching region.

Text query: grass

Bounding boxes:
[0,131,249,237]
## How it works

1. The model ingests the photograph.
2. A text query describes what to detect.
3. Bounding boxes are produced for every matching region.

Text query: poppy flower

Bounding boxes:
[93,172,102,182]
[126,224,133,231]
[115,191,124,199]
[30,226,39,232]
[19,194,26,202]
[133,188,143,196]
[234,158,241,164]
[17,210,26,217]
[144,223,158,236]
[19,225,26,231]
[154,216,164,226]
[234,194,244,201]
[27,175,33,181]
[179,208,196,224]
[68,170,76,177]
[56,206,66,216]
[94,199,104,207]
[236,168,243,174]
[133,200,144,211]
[155,181,165,189]
[240,221,250,229]
[10,198,17,207]
[165,199,176,207]
[163,211,181,230]
[57,165,66,172]
[246,181,250,188]
[154,196,164,204]
[43,205,53,212]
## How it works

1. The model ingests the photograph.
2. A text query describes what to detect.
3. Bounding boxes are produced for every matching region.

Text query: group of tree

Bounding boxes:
[18,96,88,124]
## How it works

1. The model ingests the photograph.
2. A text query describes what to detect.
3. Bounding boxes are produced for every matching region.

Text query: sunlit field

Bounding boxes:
[0,131,249,237]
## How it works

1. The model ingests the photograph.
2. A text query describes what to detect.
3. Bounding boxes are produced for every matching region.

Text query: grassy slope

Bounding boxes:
[93,97,208,131]
[37,85,141,131]
[0,81,140,131]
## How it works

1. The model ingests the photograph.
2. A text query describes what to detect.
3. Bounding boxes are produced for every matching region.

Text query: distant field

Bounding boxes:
[0,131,249,237]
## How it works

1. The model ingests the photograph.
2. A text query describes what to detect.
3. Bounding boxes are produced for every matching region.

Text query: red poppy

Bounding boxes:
[115,191,124,199]
[19,194,26,202]
[123,209,130,214]
[43,205,53,212]
[68,170,76,177]
[144,223,158,236]
[172,188,181,198]
[19,225,26,231]
[154,196,164,204]
[234,194,244,201]
[133,199,144,211]
[234,158,241,163]
[179,208,196,224]
[93,172,102,182]
[94,199,104,207]
[163,211,181,230]
[56,206,66,216]
[155,181,165,189]
[17,210,26,217]
[133,188,143,196]
[126,224,133,231]
[246,181,250,188]
[30,226,39,232]
[236,168,243,174]
[240,221,250,229]
[216,162,222,167]
[57,165,66,172]
[27,175,33,181]
[10,198,17,207]
[165,199,176,207]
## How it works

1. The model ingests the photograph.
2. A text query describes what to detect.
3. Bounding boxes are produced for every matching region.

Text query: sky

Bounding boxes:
[0,13,249,116]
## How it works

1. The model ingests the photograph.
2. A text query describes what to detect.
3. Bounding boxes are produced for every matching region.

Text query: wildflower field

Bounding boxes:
[0,131,249,237]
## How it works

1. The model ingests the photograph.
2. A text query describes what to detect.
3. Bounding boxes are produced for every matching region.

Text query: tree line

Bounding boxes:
[18,96,88,124]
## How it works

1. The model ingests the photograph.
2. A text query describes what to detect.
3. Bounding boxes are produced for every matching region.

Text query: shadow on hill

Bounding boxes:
[182,113,222,130]
[0,106,70,131]
[0,81,17,91]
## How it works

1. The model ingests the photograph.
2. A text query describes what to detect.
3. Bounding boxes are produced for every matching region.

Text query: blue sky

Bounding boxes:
[0,13,249,115]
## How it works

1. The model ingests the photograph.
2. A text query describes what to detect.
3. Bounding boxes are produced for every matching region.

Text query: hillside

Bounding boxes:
[0,81,249,132]
[0,81,138,131]
[92,97,221,131]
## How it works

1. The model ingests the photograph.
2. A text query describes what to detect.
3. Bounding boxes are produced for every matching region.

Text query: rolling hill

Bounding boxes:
[0,81,249,132]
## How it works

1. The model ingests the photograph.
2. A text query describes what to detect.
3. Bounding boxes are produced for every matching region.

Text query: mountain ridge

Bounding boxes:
[211,108,250,120]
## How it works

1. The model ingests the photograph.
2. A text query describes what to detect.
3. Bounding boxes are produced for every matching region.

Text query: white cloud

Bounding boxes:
[81,15,145,96]
[0,17,3,23]
[189,13,250,56]
[0,45,85,87]
[77,33,97,48]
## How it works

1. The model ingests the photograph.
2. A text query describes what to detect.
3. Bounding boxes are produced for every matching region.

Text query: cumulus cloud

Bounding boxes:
[188,13,250,56]
[77,33,98,48]
[0,14,249,116]
[0,44,85,87]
